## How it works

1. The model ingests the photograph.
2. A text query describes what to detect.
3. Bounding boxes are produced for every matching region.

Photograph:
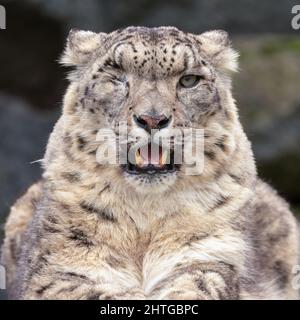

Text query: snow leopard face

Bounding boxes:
[60,26,239,193]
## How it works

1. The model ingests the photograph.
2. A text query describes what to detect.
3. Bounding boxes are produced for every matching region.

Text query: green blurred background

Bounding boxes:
[0,0,300,298]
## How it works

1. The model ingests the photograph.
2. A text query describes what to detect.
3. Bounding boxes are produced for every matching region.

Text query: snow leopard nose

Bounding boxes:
[133,114,172,132]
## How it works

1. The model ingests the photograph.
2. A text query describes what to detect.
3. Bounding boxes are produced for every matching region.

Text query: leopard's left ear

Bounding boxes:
[198,30,239,73]
[60,29,107,67]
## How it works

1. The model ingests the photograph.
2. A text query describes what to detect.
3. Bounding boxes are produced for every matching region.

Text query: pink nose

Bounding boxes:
[134,114,171,131]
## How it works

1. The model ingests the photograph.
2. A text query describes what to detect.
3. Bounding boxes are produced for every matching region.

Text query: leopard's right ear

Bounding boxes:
[197,30,239,73]
[60,29,107,67]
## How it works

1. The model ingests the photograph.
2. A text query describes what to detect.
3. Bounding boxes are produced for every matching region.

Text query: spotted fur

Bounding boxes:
[1,26,299,300]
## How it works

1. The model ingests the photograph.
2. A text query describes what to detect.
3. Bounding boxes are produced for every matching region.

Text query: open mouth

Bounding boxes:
[123,143,179,175]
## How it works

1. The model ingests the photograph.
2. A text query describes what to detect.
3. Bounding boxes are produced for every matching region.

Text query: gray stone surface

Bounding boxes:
[234,36,300,204]
[0,94,58,264]
[28,0,299,34]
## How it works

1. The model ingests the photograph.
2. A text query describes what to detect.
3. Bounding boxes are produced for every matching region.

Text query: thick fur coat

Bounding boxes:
[1,27,299,299]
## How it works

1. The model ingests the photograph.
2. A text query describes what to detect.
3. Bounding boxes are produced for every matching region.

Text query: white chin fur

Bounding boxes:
[124,173,177,194]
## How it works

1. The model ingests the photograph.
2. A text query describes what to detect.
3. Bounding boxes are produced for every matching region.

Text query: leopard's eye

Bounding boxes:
[178,75,202,88]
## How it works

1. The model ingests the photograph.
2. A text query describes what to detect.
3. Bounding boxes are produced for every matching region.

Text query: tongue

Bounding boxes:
[139,144,161,166]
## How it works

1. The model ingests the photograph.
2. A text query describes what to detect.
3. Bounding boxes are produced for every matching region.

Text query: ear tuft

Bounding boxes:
[198,30,239,73]
[60,29,105,67]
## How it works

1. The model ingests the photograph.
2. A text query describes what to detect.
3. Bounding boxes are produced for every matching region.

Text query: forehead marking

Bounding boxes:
[105,29,205,78]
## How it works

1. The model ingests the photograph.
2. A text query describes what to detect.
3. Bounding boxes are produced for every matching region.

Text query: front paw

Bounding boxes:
[98,288,146,300]
[158,289,208,300]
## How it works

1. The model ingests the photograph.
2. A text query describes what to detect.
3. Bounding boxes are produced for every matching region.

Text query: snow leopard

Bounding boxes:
[1,26,299,299]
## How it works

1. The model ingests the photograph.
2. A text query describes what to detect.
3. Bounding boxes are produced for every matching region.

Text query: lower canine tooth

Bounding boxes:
[135,150,144,166]
[160,150,168,166]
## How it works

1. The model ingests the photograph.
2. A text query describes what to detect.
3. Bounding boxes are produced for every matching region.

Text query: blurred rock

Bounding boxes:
[27,0,299,34]
[0,93,58,242]
[0,289,6,300]
[1,0,66,110]
[234,36,300,203]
